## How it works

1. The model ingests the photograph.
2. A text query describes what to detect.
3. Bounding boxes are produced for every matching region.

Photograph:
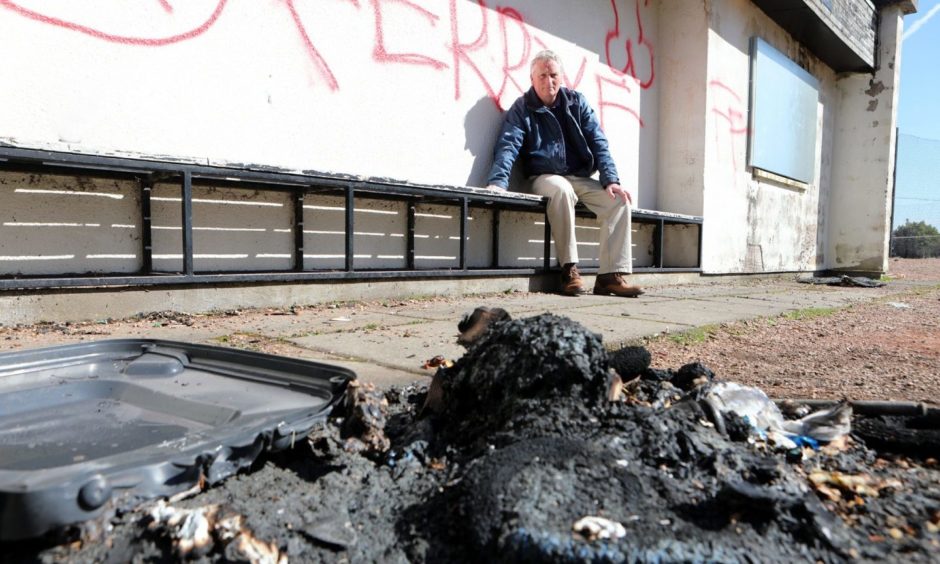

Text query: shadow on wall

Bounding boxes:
[463,96,503,188]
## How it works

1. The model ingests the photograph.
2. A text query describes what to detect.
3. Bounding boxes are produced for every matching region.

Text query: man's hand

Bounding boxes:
[605,183,633,205]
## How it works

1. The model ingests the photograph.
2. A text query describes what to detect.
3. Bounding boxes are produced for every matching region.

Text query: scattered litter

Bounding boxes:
[329,316,352,322]
[147,501,286,563]
[702,382,852,445]
[573,516,627,541]
[456,306,511,347]
[339,380,390,454]
[421,355,453,369]
[887,302,910,309]
[798,275,886,288]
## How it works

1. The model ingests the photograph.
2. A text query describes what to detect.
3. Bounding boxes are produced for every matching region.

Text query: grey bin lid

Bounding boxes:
[0,339,354,541]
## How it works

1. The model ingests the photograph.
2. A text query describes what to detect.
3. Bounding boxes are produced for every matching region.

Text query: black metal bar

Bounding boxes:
[543,212,552,271]
[0,147,547,208]
[0,268,557,290]
[407,201,416,270]
[492,209,501,268]
[459,197,468,270]
[294,191,305,272]
[345,186,354,272]
[655,219,665,269]
[140,178,153,275]
[697,222,704,269]
[181,171,194,276]
[0,264,705,291]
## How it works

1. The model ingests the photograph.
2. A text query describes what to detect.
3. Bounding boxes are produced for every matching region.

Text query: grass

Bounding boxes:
[780,306,839,321]
[665,324,720,346]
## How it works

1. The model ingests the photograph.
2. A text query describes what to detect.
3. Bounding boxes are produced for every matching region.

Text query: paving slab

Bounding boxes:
[719,291,872,310]
[649,282,794,299]
[576,296,785,327]
[558,310,682,348]
[288,319,464,374]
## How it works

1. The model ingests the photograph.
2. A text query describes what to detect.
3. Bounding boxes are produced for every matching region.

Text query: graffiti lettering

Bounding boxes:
[709,79,749,174]
[597,74,643,129]
[284,0,340,91]
[605,0,654,89]
[372,0,447,69]
[1,0,651,122]
[494,7,530,104]
[0,0,227,46]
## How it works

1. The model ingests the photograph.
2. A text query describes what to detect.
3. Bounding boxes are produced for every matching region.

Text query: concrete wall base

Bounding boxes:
[0,273,712,326]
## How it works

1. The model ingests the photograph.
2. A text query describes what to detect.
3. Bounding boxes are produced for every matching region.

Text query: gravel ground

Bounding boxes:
[638,258,940,406]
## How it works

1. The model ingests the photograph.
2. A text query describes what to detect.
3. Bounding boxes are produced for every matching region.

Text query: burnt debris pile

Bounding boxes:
[13,313,939,563]
[433,313,611,445]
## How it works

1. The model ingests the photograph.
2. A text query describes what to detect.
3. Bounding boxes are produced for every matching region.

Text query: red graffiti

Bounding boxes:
[605,0,654,89]
[709,80,749,134]
[494,7,531,103]
[0,0,226,46]
[372,0,447,69]
[709,79,749,173]
[284,0,340,91]
[450,0,499,104]
[597,74,643,129]
[1,0,648,123]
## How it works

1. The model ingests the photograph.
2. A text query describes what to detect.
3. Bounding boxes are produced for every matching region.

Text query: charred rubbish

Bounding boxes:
[5,314,939,563]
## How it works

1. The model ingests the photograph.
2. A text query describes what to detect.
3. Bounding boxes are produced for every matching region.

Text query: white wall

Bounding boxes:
[0,1,905,280]
[0,0,655,203]
[827,7,902,274]
[676,0,837,273]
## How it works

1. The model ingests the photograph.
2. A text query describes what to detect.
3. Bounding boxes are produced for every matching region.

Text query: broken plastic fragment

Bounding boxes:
[572,516,627,541]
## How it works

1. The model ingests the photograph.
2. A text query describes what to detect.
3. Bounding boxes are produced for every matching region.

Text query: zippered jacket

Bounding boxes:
[486,86,620,189]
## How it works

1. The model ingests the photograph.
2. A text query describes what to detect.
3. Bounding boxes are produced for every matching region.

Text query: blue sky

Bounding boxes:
[895,0,940,228]
[898,1,940,139]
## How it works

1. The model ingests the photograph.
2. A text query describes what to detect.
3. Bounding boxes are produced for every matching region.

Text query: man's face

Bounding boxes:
[531,59,562,106]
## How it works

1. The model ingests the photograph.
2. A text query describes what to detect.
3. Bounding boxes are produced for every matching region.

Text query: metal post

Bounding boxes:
[459,197,468,270]
[140,178,153,274]
[181,171,194,276]
[492,208,501,268]
[294,191,305,272]
[655,219,665,269]
[345,186,354,272]
[407,201,416,270]
[697,222,704,269]
[543,211,552,271]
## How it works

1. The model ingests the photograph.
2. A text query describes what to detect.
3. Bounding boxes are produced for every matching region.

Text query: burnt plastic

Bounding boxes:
[0,339,354,541]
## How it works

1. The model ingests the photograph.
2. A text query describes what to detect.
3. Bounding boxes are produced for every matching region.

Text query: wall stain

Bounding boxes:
[864,80,885,97]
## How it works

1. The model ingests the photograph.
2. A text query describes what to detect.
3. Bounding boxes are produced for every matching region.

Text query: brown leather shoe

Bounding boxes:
[593,272,644,297]
[560,263,585,296]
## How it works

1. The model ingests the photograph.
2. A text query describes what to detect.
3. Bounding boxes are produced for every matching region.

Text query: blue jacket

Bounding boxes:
[486,87,620,189]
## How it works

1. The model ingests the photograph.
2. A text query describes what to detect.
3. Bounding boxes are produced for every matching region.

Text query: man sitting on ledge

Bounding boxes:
[485,49,643,298]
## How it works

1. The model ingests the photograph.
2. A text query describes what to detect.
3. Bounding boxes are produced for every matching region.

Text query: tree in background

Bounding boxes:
[892,220,940,258]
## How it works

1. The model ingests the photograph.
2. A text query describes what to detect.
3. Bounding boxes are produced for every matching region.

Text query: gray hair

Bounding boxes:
[530,49,563,72]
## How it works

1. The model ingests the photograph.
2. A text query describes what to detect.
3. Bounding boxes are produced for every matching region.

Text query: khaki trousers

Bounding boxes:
[530,174,632,275]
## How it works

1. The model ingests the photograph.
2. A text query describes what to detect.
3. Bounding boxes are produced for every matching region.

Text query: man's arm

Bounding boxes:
[485,103,527,190]
[576,93,620,189]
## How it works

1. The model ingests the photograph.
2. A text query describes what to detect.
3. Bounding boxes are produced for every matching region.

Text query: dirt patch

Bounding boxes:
[641,259,940,405]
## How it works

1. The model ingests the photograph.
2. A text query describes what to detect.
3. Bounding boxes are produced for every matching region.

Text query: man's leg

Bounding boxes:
[531,174,584,295]
[566,176,631,274]
[567,176,643,297]
[531,174,578,266]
